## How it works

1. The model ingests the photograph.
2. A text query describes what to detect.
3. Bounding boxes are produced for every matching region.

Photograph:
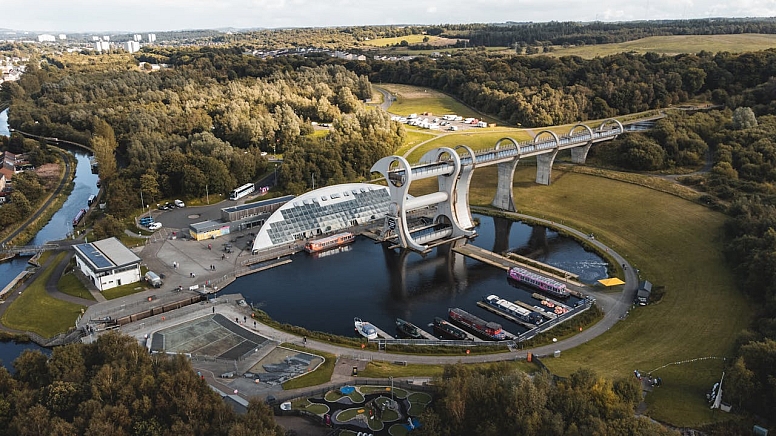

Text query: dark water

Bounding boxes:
[230,215,607,338]
[30,148,99,245]
[0,341,49,372]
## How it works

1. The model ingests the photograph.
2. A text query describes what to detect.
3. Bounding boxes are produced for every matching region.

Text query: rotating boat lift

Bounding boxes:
[371,119,625,253]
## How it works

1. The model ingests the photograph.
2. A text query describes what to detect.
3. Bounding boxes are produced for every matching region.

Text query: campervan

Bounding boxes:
[144,271,163,288]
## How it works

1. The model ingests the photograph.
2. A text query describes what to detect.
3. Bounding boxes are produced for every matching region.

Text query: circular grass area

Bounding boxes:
[408,391,432,404]
[389,423,410,436]
[359,385,408,399]
[306,403,329,415]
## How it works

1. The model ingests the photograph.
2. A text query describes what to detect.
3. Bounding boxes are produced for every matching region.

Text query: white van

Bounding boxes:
[174,199,185,208]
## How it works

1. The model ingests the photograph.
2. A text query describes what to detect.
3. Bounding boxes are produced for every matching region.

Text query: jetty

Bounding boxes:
[0,270,29,298]
[373,324,395,340]
[453,245,586,297]
[532,293,572,311]
[513,299,557,320]
[473,301,523,338]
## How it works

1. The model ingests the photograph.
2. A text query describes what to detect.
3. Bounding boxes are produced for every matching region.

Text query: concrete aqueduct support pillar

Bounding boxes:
[569,123,595,164]
[490,138,521,212]
[533,130,560,185]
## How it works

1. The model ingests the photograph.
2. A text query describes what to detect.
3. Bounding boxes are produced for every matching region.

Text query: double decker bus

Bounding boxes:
[228,183,255,200]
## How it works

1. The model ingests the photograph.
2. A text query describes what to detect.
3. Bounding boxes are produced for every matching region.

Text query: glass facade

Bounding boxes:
[265,188,390,245]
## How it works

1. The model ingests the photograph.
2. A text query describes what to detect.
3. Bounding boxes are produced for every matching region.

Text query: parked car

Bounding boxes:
[174,199,185,208]
[147,222,162,230]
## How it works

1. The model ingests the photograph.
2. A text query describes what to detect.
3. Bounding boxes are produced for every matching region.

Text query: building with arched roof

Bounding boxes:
[251,183,390,252]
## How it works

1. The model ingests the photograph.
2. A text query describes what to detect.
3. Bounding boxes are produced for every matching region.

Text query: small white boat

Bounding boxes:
[354,317,377,340]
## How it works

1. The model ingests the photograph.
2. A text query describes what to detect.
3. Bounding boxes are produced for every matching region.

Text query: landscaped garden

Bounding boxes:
[293,384,431,435]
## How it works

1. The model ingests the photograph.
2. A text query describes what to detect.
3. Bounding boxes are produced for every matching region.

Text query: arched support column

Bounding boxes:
[491,159,519,211]
[599,118,624,134]
[419,148,471,241]
[533,130,560,185]
[372,147,473,252]
[453,144,476,230]
[490,138,521,212]
[570,142,593,164]
[568,123,595,164]
[371,155,426,252]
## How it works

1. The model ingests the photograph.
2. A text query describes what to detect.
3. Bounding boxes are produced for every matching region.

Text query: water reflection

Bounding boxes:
[231,214,607,339]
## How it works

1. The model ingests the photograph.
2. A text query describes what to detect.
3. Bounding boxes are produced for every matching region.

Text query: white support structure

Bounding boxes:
[371,147,475,252]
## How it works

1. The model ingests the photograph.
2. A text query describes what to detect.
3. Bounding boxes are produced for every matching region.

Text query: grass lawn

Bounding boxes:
[404,130,534,163]
[395,130,437,156]
[57,272,96,301]
[101,282,148,300]
[1,252,86,337]
[458,165,750,426]
[359,359,540,378]
[546,34,776,58]
[281,344,336,390]
[378,84,502,125]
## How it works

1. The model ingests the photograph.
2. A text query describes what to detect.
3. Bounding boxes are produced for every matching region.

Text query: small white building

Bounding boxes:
[73,237,141,291]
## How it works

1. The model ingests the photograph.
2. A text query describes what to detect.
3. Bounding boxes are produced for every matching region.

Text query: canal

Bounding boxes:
[229,214,608,339]
[0,108,96,369]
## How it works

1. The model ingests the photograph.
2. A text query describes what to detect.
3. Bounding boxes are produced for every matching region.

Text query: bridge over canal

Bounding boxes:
[372,118,629,252]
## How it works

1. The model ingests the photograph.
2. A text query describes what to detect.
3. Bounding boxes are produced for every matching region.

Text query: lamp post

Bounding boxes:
[389,376,394,406]
[274,164,278,186]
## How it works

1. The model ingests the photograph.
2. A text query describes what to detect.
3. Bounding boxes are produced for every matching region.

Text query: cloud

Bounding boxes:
[4,0,776,32]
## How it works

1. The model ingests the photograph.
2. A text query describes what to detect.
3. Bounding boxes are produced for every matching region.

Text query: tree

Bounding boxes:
[139,170,161,206]
[732,107,758,130]
[92,214,125,240]
[92,120,118,182]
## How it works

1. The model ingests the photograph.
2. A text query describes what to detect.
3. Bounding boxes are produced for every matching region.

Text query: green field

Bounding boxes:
[363,35,453,47]
[404,130,534,162]
[1,252,86,337]
[546,34,776,58]
[458,165,748,426]
[378,84,502,125]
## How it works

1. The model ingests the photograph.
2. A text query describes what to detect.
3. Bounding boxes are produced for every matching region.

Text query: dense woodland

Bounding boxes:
[0,333,284,435]
[2,21,776,431]
[415,364,677,436]
[1,53,402,222]
[444,18,776,47]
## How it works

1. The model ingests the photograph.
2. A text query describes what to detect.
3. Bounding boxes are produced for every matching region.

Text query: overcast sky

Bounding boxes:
[6,0,776,33]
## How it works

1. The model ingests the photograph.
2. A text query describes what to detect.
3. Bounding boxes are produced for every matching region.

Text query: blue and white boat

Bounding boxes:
[354,317,377,340]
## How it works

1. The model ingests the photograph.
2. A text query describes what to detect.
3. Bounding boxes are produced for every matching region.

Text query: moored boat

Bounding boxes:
[484,294,543,325]
[508,267,570,299]
[395,318,423,339]
[448,308,506,341]
[306,232,355,254]
[433,317,470,340]
[354,317,377,340]
[73,208,86,226]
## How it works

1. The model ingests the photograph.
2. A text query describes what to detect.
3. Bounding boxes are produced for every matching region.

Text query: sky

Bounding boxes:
[5,0,776,33]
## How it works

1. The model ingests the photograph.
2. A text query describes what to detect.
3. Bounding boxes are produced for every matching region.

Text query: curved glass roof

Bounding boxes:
[251,183,390,251]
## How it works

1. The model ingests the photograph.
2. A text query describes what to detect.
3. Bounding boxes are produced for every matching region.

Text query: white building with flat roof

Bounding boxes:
[73,237,141,291]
